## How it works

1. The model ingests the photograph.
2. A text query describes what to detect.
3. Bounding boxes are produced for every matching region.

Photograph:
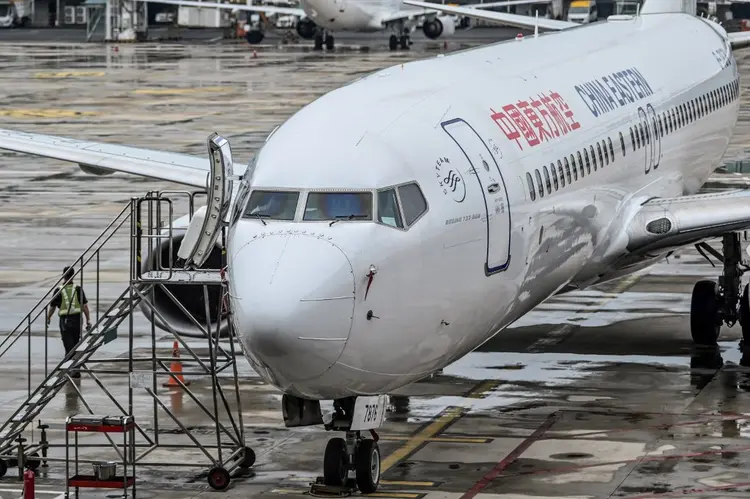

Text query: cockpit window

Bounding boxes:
[377,189,403,228]
[304,192,373,221]
[397,183,427,226]
[243,190,299,221]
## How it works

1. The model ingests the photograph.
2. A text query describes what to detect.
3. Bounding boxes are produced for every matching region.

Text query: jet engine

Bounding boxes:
[422,15,456,39]
[244,13,265,44]
[296,18,317,39]
[245,29,265,44]
[137,212,228,338]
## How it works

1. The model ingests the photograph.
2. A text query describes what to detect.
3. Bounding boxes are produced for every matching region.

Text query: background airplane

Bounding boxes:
[6,0,750,495]
[136,0,552,50]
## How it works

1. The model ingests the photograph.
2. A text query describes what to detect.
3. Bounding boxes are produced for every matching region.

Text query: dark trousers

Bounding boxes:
[59,314,81,356]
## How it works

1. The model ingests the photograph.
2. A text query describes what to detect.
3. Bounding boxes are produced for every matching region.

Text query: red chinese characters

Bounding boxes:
[490,91,581,150]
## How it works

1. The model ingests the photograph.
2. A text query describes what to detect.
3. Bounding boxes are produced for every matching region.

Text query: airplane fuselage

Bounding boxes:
[227,12,740,400]
[301,0,402,31]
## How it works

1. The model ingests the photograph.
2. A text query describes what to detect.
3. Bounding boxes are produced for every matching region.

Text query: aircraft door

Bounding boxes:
[441,118,511,275]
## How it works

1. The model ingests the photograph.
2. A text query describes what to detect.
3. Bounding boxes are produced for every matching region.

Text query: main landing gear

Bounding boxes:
[310,396,386,495]
[388,33,410,51]
[314,31,335,50]
[691,232,750,346]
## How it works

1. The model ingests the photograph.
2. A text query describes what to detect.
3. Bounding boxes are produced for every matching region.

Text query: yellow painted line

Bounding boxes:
[34,71,105,78]
[380,380,500,474]
[380,407,463,473]
[271,489,421,498]
[364,493,420,498]
[467,379,499,399]
[379,435,490,444]
[133,86,233,95]
[380,480,436,487]
[0,109,99,119]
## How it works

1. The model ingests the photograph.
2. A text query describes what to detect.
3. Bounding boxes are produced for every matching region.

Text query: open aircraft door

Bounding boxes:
[177,133,234,268]
[442,118,511,275]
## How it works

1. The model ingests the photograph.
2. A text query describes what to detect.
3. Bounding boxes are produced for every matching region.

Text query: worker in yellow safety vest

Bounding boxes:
[46,267,92,377]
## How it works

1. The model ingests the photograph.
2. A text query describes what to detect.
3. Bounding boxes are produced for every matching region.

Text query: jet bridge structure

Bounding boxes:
[0,134,253,491]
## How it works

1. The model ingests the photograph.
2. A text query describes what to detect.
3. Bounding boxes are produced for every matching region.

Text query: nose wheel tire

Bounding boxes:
[690,280,721,345]
[323,437,349,486]
[207,466,231,490]
[355,439,381,494]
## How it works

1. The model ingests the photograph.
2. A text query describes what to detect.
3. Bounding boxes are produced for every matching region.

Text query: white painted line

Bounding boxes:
[0,489,64,496]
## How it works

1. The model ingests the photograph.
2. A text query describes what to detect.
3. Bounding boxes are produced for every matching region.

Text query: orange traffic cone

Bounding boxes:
[163,340,190,387]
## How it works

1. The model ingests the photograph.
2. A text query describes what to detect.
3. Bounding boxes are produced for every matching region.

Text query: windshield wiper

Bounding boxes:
[252,213,268,226]
[329,214,368,226]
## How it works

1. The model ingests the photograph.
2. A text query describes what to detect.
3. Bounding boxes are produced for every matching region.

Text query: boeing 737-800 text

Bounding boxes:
[3,0,750,493]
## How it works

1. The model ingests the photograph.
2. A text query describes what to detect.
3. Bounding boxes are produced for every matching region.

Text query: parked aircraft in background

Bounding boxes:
[4,0,750,496]
[136,0,550,50]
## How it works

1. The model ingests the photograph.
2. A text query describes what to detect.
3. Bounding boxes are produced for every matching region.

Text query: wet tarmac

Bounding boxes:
[1,33,750,499]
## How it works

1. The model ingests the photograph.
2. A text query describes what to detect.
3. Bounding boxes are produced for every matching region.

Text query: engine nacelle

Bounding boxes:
[296,18,316,39]
[422,15,456,39]
[138,212,228,338]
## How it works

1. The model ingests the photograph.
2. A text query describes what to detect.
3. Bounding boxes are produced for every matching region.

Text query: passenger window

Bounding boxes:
[397,183,427,226]
[619,132,626,156]
[535,169,544,198]
[596,142,604,166]
[577,151,584,176]
[557,160,566,187]
[526,172,536,201]
[377,189,403,228]
[643,122,650,145]
[550,162,559,190]
[543,165,552,195]
[583,148,591,174]
[244,190,300,221]
[607,137,615,160]
[590,145,597,170]
[638,123,645,145]
[305,192,373,221]
[570,154,581,178]
[658,116,664,137]
[565,156,577,181]
[629,127,636,151]
[602,140,609,165]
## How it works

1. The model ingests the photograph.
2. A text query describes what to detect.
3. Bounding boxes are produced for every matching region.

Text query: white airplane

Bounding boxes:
[136,0,548,50]
[3,0,750,493]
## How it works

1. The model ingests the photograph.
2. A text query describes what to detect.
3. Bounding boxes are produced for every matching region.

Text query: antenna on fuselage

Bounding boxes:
[534,9,538,37]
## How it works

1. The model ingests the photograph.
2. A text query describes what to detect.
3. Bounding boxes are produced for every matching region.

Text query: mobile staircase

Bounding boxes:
[0,134,253,491]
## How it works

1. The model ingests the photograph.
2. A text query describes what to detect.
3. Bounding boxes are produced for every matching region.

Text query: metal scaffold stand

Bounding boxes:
[0,133,252,491]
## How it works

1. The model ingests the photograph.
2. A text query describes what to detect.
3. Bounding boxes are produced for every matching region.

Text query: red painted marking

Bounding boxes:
[490,91,581,150]
[459,411,560,499]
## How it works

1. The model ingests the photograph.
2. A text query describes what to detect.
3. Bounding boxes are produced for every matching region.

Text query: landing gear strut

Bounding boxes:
[388,29,411,51]
[692,232,750,345]
[314,30,335,50]
[311,397,384,495]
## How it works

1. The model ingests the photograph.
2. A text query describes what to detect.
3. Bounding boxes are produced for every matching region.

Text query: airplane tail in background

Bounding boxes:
[640,0,696,15]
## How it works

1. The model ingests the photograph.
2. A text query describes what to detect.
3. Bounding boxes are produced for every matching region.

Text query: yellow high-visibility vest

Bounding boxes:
[59,285,82,316]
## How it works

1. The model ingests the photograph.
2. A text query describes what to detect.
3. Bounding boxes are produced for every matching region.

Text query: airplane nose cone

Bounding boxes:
[230,234,355,387]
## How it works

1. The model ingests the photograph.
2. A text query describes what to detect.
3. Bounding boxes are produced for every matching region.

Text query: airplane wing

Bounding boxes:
[624,190,750,256]
[401,0,577,31]
[0,128,219,188]
[378,0,547,25]
[133,0,306,17]
[729,31,750,50]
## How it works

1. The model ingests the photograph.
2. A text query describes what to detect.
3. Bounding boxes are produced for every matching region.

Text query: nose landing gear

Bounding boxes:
[310,395,387,495]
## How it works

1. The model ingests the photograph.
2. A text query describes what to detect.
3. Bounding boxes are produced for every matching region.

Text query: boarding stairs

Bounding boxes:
[0,134,252,490]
